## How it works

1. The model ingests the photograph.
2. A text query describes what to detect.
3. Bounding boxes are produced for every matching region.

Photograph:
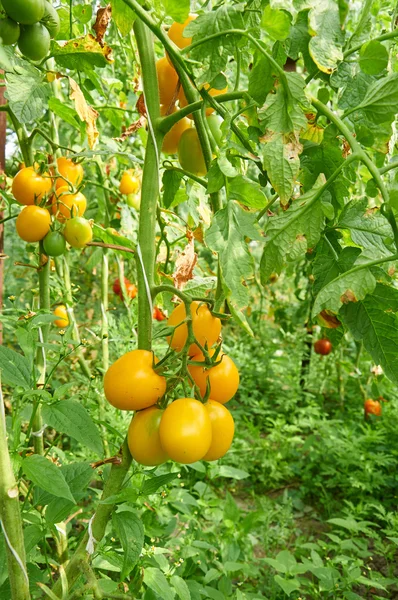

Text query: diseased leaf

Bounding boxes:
[51,35,113,70]
[312,239,361,295]
[22,456,75,503]
[308,0,344,74]
[312,268,377,317]
[262,133,302,204]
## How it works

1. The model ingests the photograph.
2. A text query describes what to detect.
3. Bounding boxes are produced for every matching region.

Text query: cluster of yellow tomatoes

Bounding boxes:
[118,169,141,210]
[104,300,239,465]
[12,158,93,254]
[158,15,227,176]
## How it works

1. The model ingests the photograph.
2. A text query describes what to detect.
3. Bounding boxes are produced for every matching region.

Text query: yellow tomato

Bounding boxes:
[178,128,207,176]
[52,186,87,222]
[55,157,84,190]
[159,397,212,464]
[167,301,221,355]
[128,407,169,466]
[12,166,52,206]
[168,15,196,49]
[203,400,234,461]
[188,349,239,404]
[16,205,51,242]
[104,349,166,411]
[54,305,69,328]
[119,170,140,195]
[156,56,179,107]
[161,104,191,154]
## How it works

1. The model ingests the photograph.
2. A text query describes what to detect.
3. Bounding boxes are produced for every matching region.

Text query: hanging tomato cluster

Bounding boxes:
[157,15,227,176]
[0,0,60,62]
[13,158,93,254]
[104,301,239,465]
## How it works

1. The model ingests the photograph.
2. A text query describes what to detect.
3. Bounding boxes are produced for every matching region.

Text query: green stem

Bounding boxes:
[163,164,207,187]
[100,251,110,458]
[7,108,33,166]
[344,28,398,58]
[0,378,30,600]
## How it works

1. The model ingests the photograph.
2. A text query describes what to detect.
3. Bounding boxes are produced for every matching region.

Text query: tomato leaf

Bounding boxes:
[51,35,113,70]
[312,267,376,317]
[227,175,268,209]
[110,0,135,36]
[22,456,75,504]
[359,40,388,76]
[261,5,291,41]
[5,63,50,124]
[161,0,190,23]
[358,73,398,125]
[42,400,103,455]
[112,511,144,580]
[262,133,302,204]
[48,97,81,130]
[308,0,344,74]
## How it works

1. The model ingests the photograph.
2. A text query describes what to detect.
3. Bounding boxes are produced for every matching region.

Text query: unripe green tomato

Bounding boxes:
[0,17,20,45]
[18,23,50,61]
[43,231,66,257]
[2,0,45,25]
[178,128,207,177]
[41,1,60,38]
[126,193,141,210]
[64,217,93,249]
[207,114,223,146]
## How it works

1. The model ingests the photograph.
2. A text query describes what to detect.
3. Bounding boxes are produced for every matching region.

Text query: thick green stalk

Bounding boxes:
[0,378,30,600]
[7,108,33,166]
[100,251,110,458]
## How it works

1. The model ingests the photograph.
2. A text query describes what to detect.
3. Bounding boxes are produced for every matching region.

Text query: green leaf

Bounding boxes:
[308,0,344,74]
[340,283,398,385]
[358,73,398,125]
[141,473,179,496]
[48,97,81,130]
[262,133,302,204]
[0,346,31,389]
[206,202,261,307]
[42,400,103,455]
[110,0,135,35]
[45,498,75,525]
[161,0,190,23]
[228,175,268,209]
[249,47,274,106]
[22,456,75,503]
[163,170,184,209]
[262,5,291,41]
[274,575,301,596]
[260,175,326,282]
[5,65,50,123]
[112,511,144,579]
[218,466,249,480]
[263,76,308,134]
[171,575,191,600]
[51,35,113,70]
[312,267,376,317]
[93,224,135,258]
[143,568,175,600]
[359,40,388,75]
[312,240,361,296]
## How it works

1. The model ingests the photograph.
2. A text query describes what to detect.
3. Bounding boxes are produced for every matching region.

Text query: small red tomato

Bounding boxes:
[314,339,332,355]
[364,398,382,417]
[113,277,137,300]
[153,306,166,321]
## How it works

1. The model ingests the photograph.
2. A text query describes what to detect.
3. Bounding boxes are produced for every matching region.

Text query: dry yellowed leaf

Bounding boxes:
[114,116,146,142]
[69,77,99,149]
[173,231,197,290]
[93,4,112,46]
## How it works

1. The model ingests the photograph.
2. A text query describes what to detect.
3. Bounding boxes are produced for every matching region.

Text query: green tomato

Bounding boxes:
[126,193,141,210]
[43,231,66,257]
[41,1,60,38]
[0,17,20,45]
[178,128,207,177]
[64,217,93,249]
[2,0,45,25]
[18,23,50,61]
[207,114,223,146]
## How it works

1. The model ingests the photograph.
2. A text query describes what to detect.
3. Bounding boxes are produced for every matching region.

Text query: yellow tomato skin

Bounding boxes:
[161,105,191,154]
[119,170,140,195]
[188,350,239,404]
[159,398,212,464]
[52,186,87,221]
[54,305,69,328]
[104,349,166,411]
[168,15,196,49]
[179,84,228,117]
[16,205,51,242]
[12,167,52,205]
[128,407,169,466]
[167,301,221,355]
[203,400,234,461]
[55,157,84,190]
[156,57,179,107]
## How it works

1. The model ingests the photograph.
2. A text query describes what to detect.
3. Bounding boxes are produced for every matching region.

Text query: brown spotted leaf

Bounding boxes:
[51,34,113,70]
[312,268,377,317]
[93,4,112,46]
[173,231,198,290]
[69,78,99,149]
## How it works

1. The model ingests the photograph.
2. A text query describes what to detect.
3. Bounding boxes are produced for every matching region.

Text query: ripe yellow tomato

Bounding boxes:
[159,398,212,464]
[55,157,84,190]
[168,15,196,49]
[161,105,191,154]
[54,305,69,328]
[16,205,51,242]
[52,186,87,221]
[178,128,207,176]
[179,84,228,117]
[104,349,166,411]
[119,170,140,195]
[203,400,234,461]
[167,301,221,355]
[188,349,240,404]
[156,56,179,107]
[12,166,52,205]
[128,407,168,466]
[64,217,93,248]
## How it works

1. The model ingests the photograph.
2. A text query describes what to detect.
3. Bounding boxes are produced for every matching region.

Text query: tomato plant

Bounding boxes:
[188,349,240,404]
[15,205,51,242]
[203,399,235,461]
[63,216,93,248]
[12,166,51,205]
[1,0,45,25]
[127,406,168,466]
[52,187,87,221]
[43,231,66,256]
[119,169,140,195]
[17,23,50,62]
[55,156,84,190]
[167,300,221,355]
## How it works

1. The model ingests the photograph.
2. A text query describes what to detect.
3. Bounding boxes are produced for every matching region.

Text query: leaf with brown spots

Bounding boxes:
[69,78,99,149]
[93,4,112,47]
[113,117,146,142]
[173,231,198,290]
